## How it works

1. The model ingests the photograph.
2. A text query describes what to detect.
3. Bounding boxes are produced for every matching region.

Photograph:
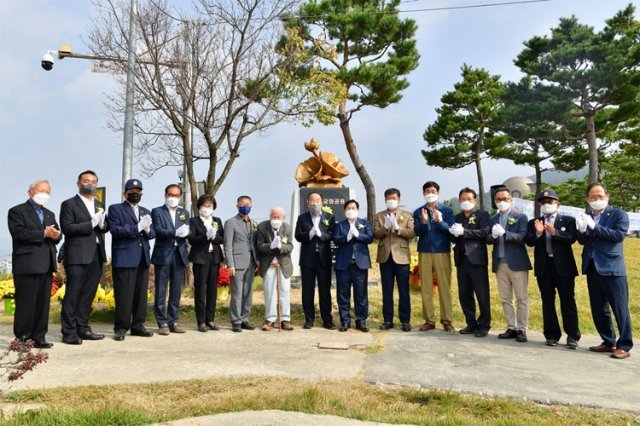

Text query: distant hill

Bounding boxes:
[531,166,588,185]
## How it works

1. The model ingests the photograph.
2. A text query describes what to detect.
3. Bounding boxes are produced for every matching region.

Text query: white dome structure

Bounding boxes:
[502,176,535,198]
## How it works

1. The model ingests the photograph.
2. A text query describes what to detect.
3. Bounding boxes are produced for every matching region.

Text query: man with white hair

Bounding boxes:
[8,179,62,348]
[256,206,294,331]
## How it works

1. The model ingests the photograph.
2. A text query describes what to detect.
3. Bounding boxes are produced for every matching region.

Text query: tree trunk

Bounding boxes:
[534,163,542,218]
[338,107,376,223]
[474,135,485,211]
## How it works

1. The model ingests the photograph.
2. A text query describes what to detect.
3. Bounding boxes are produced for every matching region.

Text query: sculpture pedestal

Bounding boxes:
[290,187,355,282]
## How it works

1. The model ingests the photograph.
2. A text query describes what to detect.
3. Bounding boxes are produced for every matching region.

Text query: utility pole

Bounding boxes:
[121,0,137,194]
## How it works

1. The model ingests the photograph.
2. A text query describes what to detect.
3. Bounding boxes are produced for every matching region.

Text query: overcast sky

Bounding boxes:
[0,0,635,257]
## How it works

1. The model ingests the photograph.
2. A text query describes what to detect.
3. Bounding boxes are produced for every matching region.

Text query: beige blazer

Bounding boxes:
[373,209,415,265]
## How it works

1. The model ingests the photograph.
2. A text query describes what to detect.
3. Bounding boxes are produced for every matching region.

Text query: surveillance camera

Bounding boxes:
[41,52,54,71]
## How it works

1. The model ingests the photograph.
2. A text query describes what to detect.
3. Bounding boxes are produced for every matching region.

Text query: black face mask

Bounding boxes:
[79,183,97,196]
[126,192,142,204]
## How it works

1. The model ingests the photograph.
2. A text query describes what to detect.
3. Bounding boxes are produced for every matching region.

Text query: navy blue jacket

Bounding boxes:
[577,206,628,276]
[333,218,374,270]
[413,203,454,253]
[151,205,190,266]
[107,201,155,268]
[487,209,532,273]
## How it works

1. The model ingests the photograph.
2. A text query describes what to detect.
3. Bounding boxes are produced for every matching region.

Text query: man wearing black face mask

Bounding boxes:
[107,179,156,341]
[59,170,109,344]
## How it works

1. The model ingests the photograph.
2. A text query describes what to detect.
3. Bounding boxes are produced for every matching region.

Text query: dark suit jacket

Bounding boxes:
[333,218,374,271]
[487,210,532,273]
[60,195,108,265]
[107,201,155,268]
[294,211,335,267]
[577,206,628,276]
[8,200,61,274]
[525,214,578,278]
[188,216,224,265]
[451,209,490,267]
[256,221,294,278]
[151,205,190,266]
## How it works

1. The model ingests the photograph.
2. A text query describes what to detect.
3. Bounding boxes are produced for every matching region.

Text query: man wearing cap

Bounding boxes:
[107,179,156,341]
[525,190,580,349]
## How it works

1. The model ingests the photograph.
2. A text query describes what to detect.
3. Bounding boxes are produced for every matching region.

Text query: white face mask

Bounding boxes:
[270,219,283,229]
[32,192,50,206]
[540,203,557,215]
[385,199,399,210]
[345,210,358,220]
[589,199,608,211]
[496,201,511,212]
[166,197,180,208]
[424,194,438,204]
[460,201,475,212]
[199,207,213,218]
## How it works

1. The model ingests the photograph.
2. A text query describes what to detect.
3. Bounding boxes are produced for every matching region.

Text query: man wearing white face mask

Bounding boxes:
[487,186,531,343]
[8,179,62,348]
[373,188,415,331]
[151,184,190,335]
[577,183,633,360]
[256,207,294,331]
[525,190,580,349]
[450,187,491,337]
[413,181,455,333]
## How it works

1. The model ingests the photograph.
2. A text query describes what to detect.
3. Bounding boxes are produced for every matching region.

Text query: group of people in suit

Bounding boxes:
[7,172,633,359]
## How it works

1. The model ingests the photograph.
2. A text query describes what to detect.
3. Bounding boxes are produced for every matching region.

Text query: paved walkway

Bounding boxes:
[0,323,638,419]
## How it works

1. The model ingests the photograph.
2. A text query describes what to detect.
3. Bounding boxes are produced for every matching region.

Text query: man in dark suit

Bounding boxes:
[449,187,491,337]
[8,179,62,348]
[256,206,295,331]
[107,179,156,341]
[525,190,580,349]
[59,170,108,345]
[294,192,336,330]
[151,184,190,335]
[487,187,532,343]
[577,183,633,359]
[333,200,374,332]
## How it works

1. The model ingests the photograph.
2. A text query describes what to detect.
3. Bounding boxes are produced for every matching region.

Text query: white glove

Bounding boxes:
[432,209,441,222]
[351,224,360,239]
[98,211,107,229]
[314,225,322,238]
[492,224,505,239]
[91,212,102,228]
[576,215,587,233]
[389,214,399,231]
[138,214,152,233]
[384,215,393,230]
[175,223,189,238]
[583,214,596,230]
[270,235,281,250]
[449,223,464,237]
[206,226,216,240]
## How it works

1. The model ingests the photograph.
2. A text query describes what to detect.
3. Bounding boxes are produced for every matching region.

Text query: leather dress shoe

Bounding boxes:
[379,322,394,330]
[303,321,313,329]
[158,325,170,336]
[401,323,411,332]
[443,323,456,335]
[459,325,476,335]
[356,321,369,333]
[419,322,435,332]
[241,322,255,330]
[197,323,208,332]
[131,328,154,337]
[261,321,274,331]
[323,322,337,330]
[169,324,186,333]
[232,324,242,332]
[611,349,631,359]
[206,322,220,331]
[566,337,579,350]
[589,343,616,353]
[113,330,126,341]
[62,334,83,345]
[474,329,489,338]
[34,340,53,349]
[545,339,558,347]
[498,329,518,339]
[79,331,105,340]
[281,321,294,331]
[339,323,350,332]
[516,330,528,343]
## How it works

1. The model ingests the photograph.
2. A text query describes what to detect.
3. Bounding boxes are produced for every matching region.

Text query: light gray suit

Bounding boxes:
[224,214,259,325]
